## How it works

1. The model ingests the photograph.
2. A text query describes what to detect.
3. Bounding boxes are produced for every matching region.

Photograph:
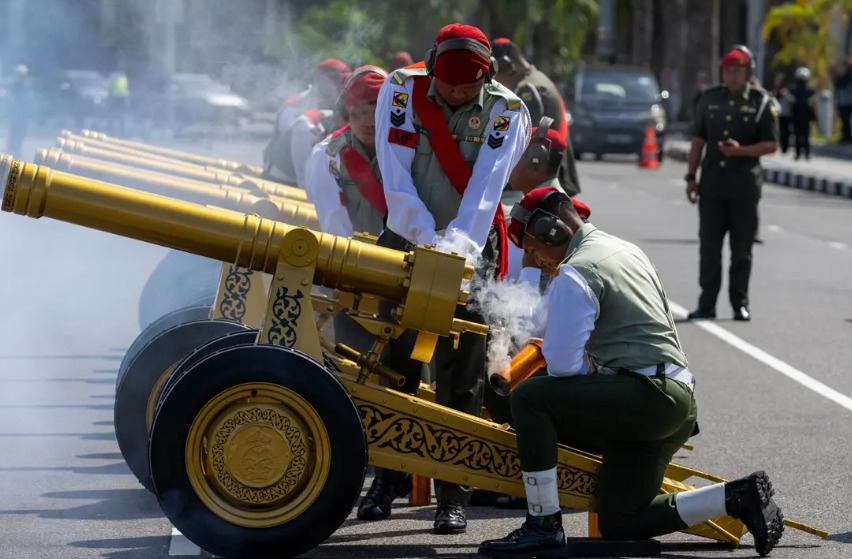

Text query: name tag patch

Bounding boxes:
[388,127,417,149]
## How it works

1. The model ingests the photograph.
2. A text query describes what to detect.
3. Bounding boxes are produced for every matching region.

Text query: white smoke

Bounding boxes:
[433,229,548,378]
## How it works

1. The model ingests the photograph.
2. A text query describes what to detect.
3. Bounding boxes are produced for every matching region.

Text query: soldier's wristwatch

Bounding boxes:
[684,173,696,182]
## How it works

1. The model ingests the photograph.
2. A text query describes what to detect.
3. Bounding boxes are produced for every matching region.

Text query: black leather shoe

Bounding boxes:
[725,471,784,557]
[434,500,467,534]
[733,306,751,321]
[478,512,565,557]
[687,308,716,320]
[356,474,413,521]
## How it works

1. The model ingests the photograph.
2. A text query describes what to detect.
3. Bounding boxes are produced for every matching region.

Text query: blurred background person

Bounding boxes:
[829,57,852,144]
[491,38,580,195]
[388,51,414,71]
[107,71,131,137]
[790,66,816,161]
[771,74,792,155]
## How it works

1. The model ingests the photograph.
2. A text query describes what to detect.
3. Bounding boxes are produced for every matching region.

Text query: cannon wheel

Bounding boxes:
[149,344,367,559]
[117,305,212,391]
[153,329,260,415]
[115,319,249,490]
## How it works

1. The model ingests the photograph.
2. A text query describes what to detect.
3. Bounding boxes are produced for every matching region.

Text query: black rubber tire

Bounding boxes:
[115,319,248,491]
[149,344,367,559]
[117,305,211,391]
[152,329,259,416]
[138,250,222,330]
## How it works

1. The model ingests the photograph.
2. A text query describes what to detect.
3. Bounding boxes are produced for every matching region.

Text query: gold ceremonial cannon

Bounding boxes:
[0,154,825,558]
[67,129,265,176]
[54,136,307,201]
[1,154,474,342]
[36,149,317,226]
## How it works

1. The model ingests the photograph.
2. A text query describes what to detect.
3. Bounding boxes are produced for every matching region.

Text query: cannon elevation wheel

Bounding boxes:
[149,344,367,559]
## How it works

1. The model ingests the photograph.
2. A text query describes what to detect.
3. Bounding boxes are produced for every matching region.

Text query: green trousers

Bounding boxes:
[510,373,697,540]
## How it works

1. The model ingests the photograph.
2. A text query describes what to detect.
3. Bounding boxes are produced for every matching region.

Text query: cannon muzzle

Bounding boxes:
[1,154,473,337]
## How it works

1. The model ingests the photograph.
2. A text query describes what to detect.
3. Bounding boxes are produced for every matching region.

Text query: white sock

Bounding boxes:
[523,468,560,516]
[674,483,727,526]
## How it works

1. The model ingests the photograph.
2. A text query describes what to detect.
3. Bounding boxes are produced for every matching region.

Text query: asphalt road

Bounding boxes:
[0,134,850,558]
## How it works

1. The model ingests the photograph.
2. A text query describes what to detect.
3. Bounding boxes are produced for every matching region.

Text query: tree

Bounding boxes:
[763,0,852,88]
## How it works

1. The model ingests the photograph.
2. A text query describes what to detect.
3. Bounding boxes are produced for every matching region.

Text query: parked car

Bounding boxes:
[134,73,250,129]
[565,65,668,161]
[34,69,109,127]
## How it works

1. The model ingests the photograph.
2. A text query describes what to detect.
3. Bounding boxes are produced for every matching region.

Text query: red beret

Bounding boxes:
[343,66,388,107]
[493,37,512,45]
[720,49,750,68]
[507,186,592,249]
[432,23,491,86]
[529,126,568,153]
[314,58,350,84]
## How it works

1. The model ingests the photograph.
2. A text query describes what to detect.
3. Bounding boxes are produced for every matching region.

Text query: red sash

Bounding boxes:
[410,75,508,280]
[332,126,387,214]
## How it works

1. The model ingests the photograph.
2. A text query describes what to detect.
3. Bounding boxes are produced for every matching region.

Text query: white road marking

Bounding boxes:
[669,301,852,412]
[766,224,782,233]
[169,527,201,556]
[828,241,849,250]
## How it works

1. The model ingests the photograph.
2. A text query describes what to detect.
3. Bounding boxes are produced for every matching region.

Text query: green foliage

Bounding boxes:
[763,0,852,88]
[275,0,598,80]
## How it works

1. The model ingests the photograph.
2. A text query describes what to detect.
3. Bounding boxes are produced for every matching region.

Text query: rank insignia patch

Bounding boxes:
[487,133,505,149]
[390,110,406,127]
[392,92,409,108]
[494,116,510,131]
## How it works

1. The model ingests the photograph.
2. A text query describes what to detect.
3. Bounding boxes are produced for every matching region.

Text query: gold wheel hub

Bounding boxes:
[185,383,331,528]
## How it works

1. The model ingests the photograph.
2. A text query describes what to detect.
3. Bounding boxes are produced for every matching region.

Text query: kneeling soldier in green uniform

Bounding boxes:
[478,186,784,558]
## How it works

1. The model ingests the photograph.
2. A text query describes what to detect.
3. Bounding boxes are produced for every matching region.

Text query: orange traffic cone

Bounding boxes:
[639,126,661,169]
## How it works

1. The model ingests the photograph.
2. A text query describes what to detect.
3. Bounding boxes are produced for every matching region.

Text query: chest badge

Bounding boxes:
[468,116,481,130]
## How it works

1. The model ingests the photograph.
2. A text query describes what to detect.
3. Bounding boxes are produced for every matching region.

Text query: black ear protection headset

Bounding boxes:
[424,37,498,82]
[336,65,389,123]
[524,116,555,172]
[509,190,571,246]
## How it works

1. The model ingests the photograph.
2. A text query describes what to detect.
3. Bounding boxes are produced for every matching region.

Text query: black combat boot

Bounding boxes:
[725,471,784,556]
[356,473,413,521]
[434,500,467,534]
[478,512,565,557]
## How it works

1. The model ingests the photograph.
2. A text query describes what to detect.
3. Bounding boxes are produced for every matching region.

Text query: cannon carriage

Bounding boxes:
[2,137,825,557]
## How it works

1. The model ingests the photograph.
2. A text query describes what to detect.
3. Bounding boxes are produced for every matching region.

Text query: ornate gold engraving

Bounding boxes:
[210,407,307,505]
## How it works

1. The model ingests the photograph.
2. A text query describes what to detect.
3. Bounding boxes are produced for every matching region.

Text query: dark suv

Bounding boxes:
[565,65,668,161]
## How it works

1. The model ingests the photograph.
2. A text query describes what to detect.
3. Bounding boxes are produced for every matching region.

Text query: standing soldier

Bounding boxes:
[304,66,389,353]
[263,58,350,186]
[388,51,414,72]
[356,23,530,534]
[685,46,779,322]
[491,38,580,195]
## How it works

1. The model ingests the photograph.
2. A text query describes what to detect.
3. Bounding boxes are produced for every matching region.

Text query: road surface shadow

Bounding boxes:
[0,488,160,521]
[68,535,171,559]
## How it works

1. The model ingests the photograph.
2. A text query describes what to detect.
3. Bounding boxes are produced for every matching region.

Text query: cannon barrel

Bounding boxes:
[37,149,315,219]
[54,138,307,201]
[1,155,472,336]
[67,129,265,176]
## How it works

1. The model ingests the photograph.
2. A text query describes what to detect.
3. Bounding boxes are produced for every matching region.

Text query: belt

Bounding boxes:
[633,363,695,393]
